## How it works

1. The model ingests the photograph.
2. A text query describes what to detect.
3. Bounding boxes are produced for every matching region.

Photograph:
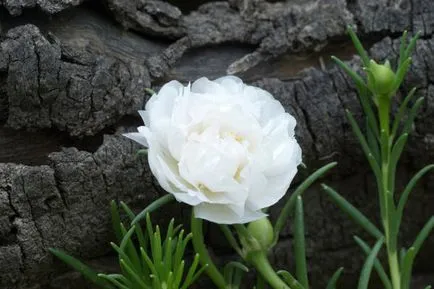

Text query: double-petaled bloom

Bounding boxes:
[125,76,302,224]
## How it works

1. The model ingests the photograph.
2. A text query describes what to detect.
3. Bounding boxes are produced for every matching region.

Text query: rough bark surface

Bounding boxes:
[0,0,85,16]
[0,0,433,288]
[0,24,151,136]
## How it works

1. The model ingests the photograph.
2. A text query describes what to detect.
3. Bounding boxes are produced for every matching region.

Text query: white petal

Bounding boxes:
[286,114,297,137]
[260,113,302,176]
[191,77,222,95]
[147,149,175,194]
[123,132,148,147]
[247,141,301,211]
[146,81,182,120]
[147,81,185,150]
[259,100,287,127]
[123,126,151,147]
[246,166,297,211]
[138,110,150,126]
[146,139,193,198]
[242,85,275,103]
[262,113,290,138]
[155,154,191,192]
[179,125,250,197]
[246,128,301,210]
[214,76,244,94]
[167,127,187,161]
[194,203,266,224]
[243,168,268,211]
[172,190,203,206]
[266,138,302,176]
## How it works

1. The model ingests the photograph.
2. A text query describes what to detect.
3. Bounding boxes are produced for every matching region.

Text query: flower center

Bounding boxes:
[219,130,245,144]
[234,165,243,182]
[197,183,218,197]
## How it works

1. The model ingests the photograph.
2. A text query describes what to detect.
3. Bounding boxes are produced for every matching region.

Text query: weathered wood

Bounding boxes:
[0,1,434,288]
[0,0,86,16]
[0,128,66,165]
[147,0,354,77]
[0,23,150,136]
[104,0,184,39]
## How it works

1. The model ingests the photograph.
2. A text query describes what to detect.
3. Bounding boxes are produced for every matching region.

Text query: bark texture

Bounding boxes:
[0,0,433,288]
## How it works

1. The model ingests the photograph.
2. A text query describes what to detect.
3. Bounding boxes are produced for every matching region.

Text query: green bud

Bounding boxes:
[247,217,274,250]
[367,60,396,96]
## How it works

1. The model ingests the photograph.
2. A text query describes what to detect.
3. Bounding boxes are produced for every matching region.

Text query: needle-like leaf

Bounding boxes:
[391,87,417,140]
[322,184,383,239]
[274,162,337,243]
[326,267,344,289]
[357,238,384,289]
[347,26,370,67]
[294,196,309,289]
[354,236,392,289]
[132,194,175,225]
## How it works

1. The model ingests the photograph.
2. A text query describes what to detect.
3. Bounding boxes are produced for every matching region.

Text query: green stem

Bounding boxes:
[131,194,175,225]
[378,96,390,145]
[378,95,401,289]
[378,96,391,224]
[190,212,227,289]
[383,159,401,289]
[378,96,392,235]
[249,251,291,289]
[388,249,401,289]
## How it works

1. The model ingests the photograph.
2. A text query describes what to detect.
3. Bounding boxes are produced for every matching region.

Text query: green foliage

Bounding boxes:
[276,270,304,289]
[354,236,392,289]
[190,215,227,289]
[223,262,249,289]
[401,217,434,289]
[131,194,175,226]
[357,238,384,289]
[322,184,383,239]
[274,162,337,244]
[293,197,308,289]
[51,26,434,289]
[214,162,342,289]
[49,249,115,289]
[328,26,433,289]
[50,200,206,289]
[367,60,396,96]
[247,218,274,250]
[326,268,344,289]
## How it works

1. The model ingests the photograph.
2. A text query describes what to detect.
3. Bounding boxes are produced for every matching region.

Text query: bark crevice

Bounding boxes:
[0,1,433,288]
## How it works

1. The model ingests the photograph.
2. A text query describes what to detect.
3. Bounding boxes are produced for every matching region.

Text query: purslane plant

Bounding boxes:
[123,76,303,225]
[125,76,340,289]
[323,27,434,289]
[128,164,337,289]
[51,28,433,289]
[50,201,207,289]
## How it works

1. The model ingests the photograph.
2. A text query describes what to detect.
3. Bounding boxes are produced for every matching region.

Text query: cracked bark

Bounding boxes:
[0,0,434,288]
[0,0,86,16]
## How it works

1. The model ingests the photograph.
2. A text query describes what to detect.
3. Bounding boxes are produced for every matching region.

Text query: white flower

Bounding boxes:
[124,76,302,224]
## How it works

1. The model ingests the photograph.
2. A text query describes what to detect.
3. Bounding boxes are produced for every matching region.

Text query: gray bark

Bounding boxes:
[1,0,85,16]
[0,0,433,288]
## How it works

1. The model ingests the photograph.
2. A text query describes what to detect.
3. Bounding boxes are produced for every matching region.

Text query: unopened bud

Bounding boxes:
[247,217,274,250]
[367,60,396,96]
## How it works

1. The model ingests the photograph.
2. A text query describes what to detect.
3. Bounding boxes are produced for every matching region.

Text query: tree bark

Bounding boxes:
[0,0,433,288]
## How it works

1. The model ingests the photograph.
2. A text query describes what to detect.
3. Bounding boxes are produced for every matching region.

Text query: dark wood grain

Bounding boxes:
[0,1,434,288]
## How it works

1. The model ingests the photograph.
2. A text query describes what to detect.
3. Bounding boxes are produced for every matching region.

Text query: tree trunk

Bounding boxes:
[0,0,433,288]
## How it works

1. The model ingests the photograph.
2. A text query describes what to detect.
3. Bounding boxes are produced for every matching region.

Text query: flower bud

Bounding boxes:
[247,217,274,250]
[367,60,396,96]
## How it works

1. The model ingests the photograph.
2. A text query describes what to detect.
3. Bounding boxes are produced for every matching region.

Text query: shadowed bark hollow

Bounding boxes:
[0,0,433,288]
